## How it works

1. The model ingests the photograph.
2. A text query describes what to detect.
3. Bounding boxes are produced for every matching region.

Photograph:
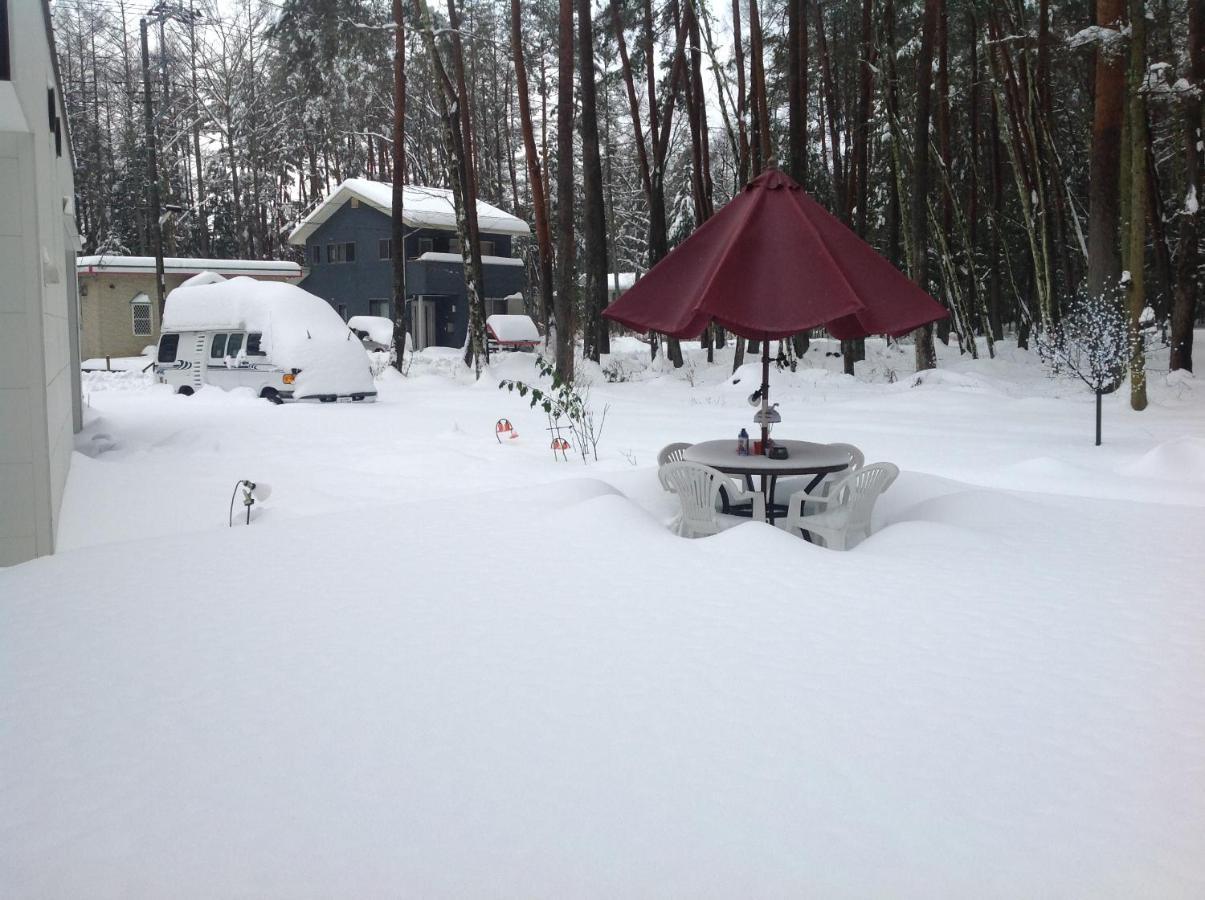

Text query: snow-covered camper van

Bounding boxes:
[154,274,376,403]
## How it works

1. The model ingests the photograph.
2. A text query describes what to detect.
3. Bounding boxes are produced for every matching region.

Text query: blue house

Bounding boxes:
[287,179,530,349]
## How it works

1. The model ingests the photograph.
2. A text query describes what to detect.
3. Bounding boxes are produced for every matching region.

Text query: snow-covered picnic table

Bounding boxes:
[683,439,853,523]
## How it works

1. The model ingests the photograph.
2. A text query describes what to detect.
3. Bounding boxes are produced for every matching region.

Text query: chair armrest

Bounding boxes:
[786,487,836,513]
[724,476,767,522]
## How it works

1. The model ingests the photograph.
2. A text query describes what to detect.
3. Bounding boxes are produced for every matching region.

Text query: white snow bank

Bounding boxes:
[1121,437,1205,483]
[348,315,394,347]
[486,314,540,343]
[162,276,374,398]
[5,474,1205,896]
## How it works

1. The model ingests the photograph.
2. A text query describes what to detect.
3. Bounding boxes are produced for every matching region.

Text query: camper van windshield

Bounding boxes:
[157,334,179,363]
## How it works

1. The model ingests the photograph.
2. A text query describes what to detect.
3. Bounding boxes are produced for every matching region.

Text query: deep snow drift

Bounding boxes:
[3,335,1204,897]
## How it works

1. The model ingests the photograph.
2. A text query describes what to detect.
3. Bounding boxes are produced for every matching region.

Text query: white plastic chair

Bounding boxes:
[658,460,767,538]
[772,442,864,509]
[779,462,898,550]
[657,442,693,467]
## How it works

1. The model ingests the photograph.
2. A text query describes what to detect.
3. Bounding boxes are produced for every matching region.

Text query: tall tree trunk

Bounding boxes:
[512,0,555,348]
[554,0,576,381]
[814,2,844,219]
[852,0,874,236]
[1087,0,1126,298]
[934,0,952,345]
[1171,0,1203,372]
[188,5,208,257]
[748,0,772,166]
[732,0,750,184]
[1126,0,1148,410]
[911,0,940,371]
[577,0,609,362]
[391,0,407,373]
[446,0,489,375]
[787,0,807,186]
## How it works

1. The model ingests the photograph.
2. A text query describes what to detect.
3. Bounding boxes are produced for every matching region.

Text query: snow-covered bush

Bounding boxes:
[1036,286,1135,446]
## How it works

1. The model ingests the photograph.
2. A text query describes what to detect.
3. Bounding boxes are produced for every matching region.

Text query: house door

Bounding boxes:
[412,297,438,350]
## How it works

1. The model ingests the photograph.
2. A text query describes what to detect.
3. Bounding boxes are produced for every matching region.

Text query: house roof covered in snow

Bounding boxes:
[77,255,302,279]
[286,178,531,246]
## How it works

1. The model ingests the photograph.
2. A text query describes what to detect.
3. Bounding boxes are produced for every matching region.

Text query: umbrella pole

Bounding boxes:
[760,341,770,453]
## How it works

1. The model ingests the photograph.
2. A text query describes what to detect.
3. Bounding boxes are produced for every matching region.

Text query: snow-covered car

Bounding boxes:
[348,315,394,353]
[485,314,541,353]
[153,273,377,403]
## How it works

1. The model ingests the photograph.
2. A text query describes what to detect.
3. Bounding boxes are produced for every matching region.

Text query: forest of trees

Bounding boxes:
[52,0,1202,399]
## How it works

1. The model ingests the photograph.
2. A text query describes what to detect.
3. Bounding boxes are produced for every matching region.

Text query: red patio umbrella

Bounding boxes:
[603,167,948,448]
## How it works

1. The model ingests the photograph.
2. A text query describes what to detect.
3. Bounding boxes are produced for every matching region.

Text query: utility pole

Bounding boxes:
[140,14,166,316]
[140,1,200,315]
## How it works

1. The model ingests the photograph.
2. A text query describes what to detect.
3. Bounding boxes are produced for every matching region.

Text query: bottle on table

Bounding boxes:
[738,428,749,456]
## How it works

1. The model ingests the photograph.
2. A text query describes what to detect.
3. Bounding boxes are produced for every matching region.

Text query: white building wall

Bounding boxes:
[0,1,80,566]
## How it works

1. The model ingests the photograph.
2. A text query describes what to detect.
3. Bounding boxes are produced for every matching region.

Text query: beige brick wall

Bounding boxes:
[79,272,299,361]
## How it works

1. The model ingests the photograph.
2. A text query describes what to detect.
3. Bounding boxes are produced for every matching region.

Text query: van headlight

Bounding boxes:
[282,373,295,385]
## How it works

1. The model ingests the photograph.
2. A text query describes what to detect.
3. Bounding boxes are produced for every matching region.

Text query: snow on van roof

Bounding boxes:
[161,276,373,397]
[287,179,530,245]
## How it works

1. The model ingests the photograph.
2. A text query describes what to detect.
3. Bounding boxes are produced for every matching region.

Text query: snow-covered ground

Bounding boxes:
[4,335,1205,896]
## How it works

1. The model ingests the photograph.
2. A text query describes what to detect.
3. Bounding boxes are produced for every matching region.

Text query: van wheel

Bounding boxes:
[178,386,194,396]
[260,388,283,405]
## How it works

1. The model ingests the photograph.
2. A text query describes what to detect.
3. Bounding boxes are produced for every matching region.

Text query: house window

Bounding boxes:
[418,237,434,255]
[369,299,390,319]
[378,238,392,260]
[326,241,356,263]
[448,237,461,254]
[157,333,179,363]
[1,2,10,82]
[480,240,495,257]
[47,89,61,157]
[131,298,153,336]
[311,245,320,265]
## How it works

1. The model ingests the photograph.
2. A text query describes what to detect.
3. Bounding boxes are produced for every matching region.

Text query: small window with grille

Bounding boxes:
[132,299,153,336]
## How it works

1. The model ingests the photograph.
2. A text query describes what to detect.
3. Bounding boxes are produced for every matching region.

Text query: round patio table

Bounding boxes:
[682,439,854,524]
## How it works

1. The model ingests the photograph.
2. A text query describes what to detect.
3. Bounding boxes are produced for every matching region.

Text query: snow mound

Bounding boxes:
[1121,437,1205,483]
[348,315,394,347]
[162,276,374,398]
[177,270,227,289]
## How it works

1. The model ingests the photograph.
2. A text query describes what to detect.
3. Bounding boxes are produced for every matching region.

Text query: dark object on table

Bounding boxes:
[769,446,789,460]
